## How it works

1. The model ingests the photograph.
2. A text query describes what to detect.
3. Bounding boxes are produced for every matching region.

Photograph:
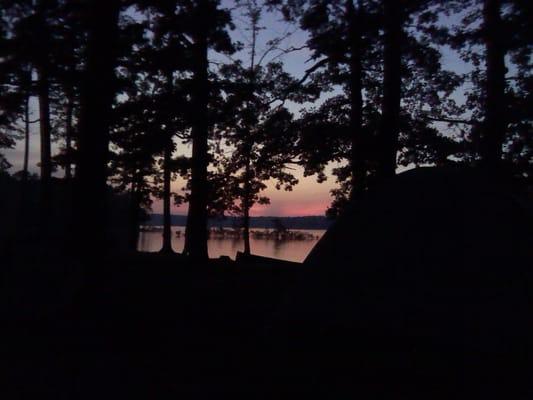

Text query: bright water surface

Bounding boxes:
[137,227,326,263]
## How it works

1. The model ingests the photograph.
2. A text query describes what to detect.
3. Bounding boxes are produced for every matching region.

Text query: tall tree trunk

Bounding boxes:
[65,88,74,180]
[128,178,141,252]
[184,12,209,261]
[377,0,402,180]
[75,0,120,256]
[347,0,365,195]
[481,0,506,167]
[161,136,173,253]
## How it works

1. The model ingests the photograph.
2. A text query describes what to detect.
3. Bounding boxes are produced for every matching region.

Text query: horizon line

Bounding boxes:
[149,213,327,218]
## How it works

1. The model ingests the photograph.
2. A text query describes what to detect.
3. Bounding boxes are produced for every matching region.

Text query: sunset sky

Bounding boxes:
[3,2,470,217]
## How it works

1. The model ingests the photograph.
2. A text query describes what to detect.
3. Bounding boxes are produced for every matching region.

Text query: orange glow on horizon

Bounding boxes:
[157,167,338,217]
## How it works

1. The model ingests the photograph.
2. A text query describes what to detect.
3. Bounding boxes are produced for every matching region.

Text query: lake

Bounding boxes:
[137,227,326,263]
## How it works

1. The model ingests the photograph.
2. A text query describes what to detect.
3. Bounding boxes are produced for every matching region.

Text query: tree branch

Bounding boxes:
[267,58,330,106]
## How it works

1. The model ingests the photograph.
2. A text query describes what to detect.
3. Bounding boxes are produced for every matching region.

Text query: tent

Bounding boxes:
[272,167,532,396]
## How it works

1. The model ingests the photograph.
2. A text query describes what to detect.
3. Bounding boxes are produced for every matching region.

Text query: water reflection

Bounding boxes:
[137,227,325,263]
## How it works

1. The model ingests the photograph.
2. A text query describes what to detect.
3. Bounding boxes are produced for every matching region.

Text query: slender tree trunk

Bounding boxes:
[161,71,174,254]
[35,1,52,219]
[128,174,145,253]
[37,69,51,179]
[347,0,365,195]
[37,67,52,208]
[35,1,52,180]
[75,0,120,256]
[18,89,32,230]
[23,91,30,182]
[241,10,259,257]
[128,179,139,252]
[184,12,209,261]
[481,0,506,167]
[161,136,173,253]
[377,0,402,180]
[16,80,33,232]
[242,161,251,256]
[243,206,251,255]
[65,89,74,180]
[19,69,34,228]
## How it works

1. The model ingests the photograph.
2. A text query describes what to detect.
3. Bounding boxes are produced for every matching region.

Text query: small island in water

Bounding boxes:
[140,215,328,241]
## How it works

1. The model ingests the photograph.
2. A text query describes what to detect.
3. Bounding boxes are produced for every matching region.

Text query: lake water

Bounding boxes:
[137,227,326,263]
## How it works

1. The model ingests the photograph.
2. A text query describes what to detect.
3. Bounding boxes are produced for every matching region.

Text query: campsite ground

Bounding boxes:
[5,253,318,398]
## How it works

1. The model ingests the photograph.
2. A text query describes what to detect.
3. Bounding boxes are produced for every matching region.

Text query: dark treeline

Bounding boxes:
[0,0,531,260]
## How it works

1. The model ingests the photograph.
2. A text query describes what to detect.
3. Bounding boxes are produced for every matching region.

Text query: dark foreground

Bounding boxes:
[3,252,530,399]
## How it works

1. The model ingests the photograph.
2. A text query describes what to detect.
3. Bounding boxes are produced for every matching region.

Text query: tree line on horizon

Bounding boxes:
[0,0,531,261]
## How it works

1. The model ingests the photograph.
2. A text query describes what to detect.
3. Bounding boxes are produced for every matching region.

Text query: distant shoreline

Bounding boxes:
[145,214,332,230]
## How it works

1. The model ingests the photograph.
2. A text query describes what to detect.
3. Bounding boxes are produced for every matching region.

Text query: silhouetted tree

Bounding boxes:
[267,0,383,216]
[216,0,305,255]
[33,0,54,213]
[0,64,21,175]
[271,0,381,193]
[274,0,462,216]
[1,0,83,216]
[376,0,402,179]
[51,0,86,180]
[137,3,192,254]
[444,0,531,177]
[375,0,465,180]
[481,0,506,166]
[111,90,159,251]
[346,0,365,194]
[0,4,39,190]
[75,0,120,254]
[182,0,235,260]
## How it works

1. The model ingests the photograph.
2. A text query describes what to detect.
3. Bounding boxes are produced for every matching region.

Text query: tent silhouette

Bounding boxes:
[271,167,532,396]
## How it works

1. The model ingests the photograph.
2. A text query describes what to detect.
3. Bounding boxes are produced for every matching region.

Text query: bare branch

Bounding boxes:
[422,115,475,125]
[262,44,309,65]
[21,117,40,124]
[299,58,329,82]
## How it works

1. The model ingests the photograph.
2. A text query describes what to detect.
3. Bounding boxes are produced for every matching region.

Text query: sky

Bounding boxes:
[3,1,472,217]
